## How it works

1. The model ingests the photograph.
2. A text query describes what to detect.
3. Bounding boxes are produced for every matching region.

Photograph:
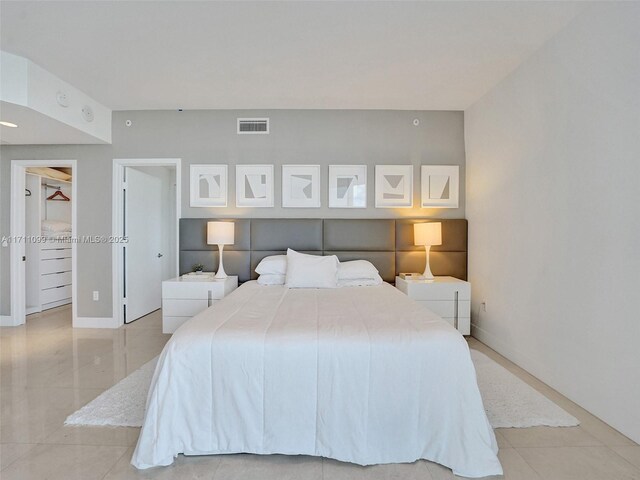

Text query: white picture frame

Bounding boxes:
[236,165,274,207]
[190,164,227,207]
[328,165,367,208]
[282,165,321,208]
[421,165,459,208]
[375,165,413,208]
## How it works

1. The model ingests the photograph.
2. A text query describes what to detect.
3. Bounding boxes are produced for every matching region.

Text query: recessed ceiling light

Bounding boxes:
[0,121,18,128]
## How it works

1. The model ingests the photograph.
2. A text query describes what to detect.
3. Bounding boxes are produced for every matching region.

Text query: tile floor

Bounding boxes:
[1,305,638,479]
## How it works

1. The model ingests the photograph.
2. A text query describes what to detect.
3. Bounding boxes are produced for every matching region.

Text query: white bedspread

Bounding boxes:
[132,282,502,478]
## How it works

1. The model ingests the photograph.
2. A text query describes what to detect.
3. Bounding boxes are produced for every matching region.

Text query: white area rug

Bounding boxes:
[65,350,578,429]
[65,358,158,427]
[470,350,578,428]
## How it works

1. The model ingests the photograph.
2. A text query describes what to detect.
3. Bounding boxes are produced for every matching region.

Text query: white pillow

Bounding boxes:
[285,249,338,289]
[338,274,383,287]
[257,274,286,286]
[337,260,379,281]
[255,255,287,276]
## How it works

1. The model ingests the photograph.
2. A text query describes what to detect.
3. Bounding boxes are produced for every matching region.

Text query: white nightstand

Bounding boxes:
[162,275,238,334]
[395,276,471,335]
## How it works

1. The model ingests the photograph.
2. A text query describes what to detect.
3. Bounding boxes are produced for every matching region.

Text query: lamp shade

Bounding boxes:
[207,221,234,245]
[414,222,442,246]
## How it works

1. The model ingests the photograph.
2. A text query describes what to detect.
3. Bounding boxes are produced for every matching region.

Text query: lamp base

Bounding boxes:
[214,244,228,279]
[422,245,435,280]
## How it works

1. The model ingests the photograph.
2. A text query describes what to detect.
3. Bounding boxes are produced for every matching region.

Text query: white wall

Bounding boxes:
[465,3,640,443]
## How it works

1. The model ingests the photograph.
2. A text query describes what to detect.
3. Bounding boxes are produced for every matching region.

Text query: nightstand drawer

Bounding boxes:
[162,282,225,300]
[401,283,470,301]
[442,317,470,336]
[162,276,238,335]
[162,299,210,317]
[416,300,470,318]
[396,276,471,335]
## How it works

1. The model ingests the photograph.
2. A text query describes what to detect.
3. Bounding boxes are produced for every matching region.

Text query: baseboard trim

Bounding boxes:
[470,323,546,377]
[73,316,121,329]
[472,322,640,444]
[0,315,17,327]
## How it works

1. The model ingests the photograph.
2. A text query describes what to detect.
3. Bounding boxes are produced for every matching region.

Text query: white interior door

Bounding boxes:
[125,167,163,323]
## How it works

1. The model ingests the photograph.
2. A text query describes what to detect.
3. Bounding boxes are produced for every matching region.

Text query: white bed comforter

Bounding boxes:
[132,282,502,478]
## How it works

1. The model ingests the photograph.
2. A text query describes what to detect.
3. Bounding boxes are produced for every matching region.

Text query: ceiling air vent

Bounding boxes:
[237,118,269,134]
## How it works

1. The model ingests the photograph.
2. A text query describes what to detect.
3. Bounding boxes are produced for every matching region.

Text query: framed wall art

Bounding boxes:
[328,165,367,208]
[190,164,227,207]
[236,165,274,207]
[375,165,413,208]
[421,165,459,208]
[282,164,321,208]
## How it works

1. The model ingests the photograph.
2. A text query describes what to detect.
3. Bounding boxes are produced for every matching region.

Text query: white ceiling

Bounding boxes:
[0,1,587,111]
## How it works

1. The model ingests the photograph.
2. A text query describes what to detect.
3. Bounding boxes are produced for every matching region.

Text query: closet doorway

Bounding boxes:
[9,160,77,327]
[112,159,181,326]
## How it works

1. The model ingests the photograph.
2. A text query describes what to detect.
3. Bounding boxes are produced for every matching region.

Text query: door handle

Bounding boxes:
[157,253,163,258]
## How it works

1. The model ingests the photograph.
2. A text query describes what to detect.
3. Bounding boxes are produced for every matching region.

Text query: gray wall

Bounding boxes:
[0,109,465,318]
[112,110,465,218]
[0,146,114,317]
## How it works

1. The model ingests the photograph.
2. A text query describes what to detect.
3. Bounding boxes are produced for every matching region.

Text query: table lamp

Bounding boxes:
[207,221,234,279]
[414,222,442,280]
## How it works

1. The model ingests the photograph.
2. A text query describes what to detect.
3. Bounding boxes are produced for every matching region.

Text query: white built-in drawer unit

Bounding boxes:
[41,257,72,274]
[395,276,471,335]
[40,271,72,290]
[41,284,72,305]
[41,247,72,260]
[40,243,72,310]
[162,275,238,334]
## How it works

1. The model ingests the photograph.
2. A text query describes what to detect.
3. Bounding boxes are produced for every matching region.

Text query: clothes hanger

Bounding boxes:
[46,190,71,201]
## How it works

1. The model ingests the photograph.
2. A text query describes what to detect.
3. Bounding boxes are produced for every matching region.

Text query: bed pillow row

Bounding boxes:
[255,251,382,288]
[286,249,339,288]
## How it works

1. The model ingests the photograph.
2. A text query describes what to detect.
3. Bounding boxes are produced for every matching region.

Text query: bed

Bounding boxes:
[132,218,501,476]
[132,280,502,477]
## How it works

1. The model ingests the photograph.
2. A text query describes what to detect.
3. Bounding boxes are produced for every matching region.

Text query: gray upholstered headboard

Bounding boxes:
[179,218,468,283]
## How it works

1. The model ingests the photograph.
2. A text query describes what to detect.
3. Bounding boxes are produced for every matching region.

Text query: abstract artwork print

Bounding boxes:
[375,165,413,208]
[236,165,274,207]
[421,165,459,208]
[282,165,321,208]
[329,165,367,208]
[190,164,227,207]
